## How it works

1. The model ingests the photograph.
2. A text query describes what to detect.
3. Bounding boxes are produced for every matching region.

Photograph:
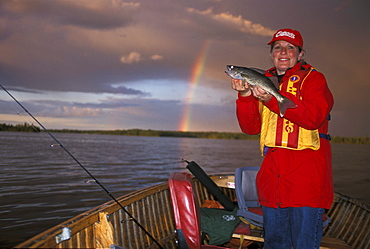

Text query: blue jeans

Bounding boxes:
[262,206,324,249]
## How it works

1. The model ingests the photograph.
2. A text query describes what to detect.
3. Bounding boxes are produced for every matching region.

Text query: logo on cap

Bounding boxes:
[276,31,295,39]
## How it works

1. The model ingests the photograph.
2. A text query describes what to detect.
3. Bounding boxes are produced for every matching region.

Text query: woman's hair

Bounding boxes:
[269,42,303,52]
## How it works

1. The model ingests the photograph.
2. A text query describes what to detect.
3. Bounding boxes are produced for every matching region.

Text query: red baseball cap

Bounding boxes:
[267,28,304,48]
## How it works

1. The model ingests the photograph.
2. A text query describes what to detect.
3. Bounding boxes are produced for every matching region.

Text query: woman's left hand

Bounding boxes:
[251,86,272,102]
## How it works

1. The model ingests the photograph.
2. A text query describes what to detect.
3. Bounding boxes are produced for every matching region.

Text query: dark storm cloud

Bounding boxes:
[0,0,145,94]
[3,84,148,95]
[0,0,138,30]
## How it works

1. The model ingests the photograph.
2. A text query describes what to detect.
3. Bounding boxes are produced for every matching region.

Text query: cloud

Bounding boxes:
[120,52,164,64]
[151,54,164,61]
[0,0,140,30]
[58,106,104,117]
[2,86,43,94]
[120,52,142,64]
[186,7,275,36]
[10,98,140,118]
[109,85,149,95]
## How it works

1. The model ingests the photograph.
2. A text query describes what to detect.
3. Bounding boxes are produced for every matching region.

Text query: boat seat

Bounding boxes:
[235,167,263,228]
[235,166,331,228]
[169,172,250,248]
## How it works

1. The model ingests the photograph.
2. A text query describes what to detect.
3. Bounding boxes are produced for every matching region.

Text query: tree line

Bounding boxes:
[1,123,368,144]
[48,128,261,140]
[0,123,41,132]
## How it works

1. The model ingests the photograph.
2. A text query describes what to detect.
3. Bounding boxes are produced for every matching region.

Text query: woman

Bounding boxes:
[231,28,334,249]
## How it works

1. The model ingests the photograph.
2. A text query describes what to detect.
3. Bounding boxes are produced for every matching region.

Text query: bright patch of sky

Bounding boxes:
[113,79,229,106]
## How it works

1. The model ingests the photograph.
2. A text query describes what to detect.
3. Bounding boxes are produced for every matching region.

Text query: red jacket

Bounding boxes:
[236,62,334,209]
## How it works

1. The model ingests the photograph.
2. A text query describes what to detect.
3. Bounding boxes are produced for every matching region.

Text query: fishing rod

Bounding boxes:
[0,84,164,249]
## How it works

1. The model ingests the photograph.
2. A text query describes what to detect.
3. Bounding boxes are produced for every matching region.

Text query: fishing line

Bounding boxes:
[0,84,164,249]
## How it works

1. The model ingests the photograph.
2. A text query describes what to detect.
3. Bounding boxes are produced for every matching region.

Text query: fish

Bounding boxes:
[225,65,297,117]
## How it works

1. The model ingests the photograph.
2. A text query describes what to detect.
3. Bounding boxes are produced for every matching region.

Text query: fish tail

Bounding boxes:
[278,97,297,117]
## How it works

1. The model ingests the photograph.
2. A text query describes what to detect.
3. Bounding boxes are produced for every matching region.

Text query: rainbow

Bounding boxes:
[179,39,212,131]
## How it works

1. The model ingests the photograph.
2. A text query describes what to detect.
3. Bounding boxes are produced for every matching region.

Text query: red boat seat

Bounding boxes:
[169,172,249,249]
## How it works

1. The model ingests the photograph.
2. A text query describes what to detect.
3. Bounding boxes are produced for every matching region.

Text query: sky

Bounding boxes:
[0,0,369,137]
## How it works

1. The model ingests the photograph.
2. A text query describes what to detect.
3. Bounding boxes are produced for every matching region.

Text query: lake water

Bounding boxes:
[0,132,369,247]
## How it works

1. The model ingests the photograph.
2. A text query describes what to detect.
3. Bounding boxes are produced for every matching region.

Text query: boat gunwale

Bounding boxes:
[16,182,170,248]
[333,192,370,212]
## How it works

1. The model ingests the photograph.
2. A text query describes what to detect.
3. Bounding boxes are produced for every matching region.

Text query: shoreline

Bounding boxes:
[0,124,369,145]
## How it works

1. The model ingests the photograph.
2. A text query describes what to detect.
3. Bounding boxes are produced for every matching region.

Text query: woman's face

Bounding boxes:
[271,41,304,75]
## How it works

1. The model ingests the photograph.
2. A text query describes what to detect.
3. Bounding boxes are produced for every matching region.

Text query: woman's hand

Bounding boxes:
[231,79,252,97]
[231,79,272,101]
[251,86,273,102]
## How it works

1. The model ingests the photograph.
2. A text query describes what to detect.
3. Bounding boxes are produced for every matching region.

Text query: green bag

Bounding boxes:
[200,207,241,245]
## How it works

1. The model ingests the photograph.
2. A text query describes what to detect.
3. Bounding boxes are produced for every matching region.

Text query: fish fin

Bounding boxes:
[269,76,279,89]
[279,97,297,117]
[249,68,266,75]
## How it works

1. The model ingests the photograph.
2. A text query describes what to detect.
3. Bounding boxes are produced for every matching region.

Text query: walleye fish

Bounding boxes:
[225,65,297,117]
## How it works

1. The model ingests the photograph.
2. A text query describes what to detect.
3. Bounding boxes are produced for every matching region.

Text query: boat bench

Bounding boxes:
[213,176,352,249]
